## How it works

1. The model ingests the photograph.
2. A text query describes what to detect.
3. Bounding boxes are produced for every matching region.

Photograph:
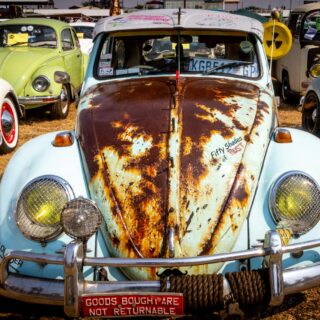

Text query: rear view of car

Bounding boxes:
[70,21,95,55]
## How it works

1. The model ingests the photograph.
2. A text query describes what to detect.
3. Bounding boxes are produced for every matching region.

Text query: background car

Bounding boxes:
[274,3,320,103]
[301,64,320,134]
[70,21,95,55]
[0,18,88,119]
[0,78,21,153]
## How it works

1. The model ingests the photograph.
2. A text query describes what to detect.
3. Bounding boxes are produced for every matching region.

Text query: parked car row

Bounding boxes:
[0,17,91,153]
[1,8,320,320]
[69,21,95,54]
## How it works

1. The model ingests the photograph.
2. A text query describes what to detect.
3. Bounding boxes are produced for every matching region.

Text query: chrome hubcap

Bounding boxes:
[60,87,69,114]
[1,109,14,137]
[312,108,317,123]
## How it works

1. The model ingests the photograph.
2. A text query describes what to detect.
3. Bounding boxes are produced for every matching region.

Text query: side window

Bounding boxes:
[71,29,81,49]
[61,28,74,51]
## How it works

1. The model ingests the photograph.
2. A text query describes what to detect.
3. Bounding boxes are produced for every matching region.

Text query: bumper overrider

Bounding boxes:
[1,231,320,318]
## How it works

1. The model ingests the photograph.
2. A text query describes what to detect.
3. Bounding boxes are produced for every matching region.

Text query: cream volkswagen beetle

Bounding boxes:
[1,9,320,318]
[0,78,20,153]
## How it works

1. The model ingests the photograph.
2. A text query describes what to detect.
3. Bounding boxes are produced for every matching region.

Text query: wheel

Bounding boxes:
[302,91,320,135]
[281,74,291,103]
[0,96,19,154]
[51,84,71,119]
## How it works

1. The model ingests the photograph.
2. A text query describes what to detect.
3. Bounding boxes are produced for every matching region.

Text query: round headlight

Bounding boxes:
[310,63,320,78]
[32,76,50,92]
[61,197,101,240]
[16,176,74,242]
[269,171,320,235]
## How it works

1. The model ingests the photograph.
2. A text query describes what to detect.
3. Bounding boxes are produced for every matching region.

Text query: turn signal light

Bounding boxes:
[53,132,74,147]
[274,128,292,143]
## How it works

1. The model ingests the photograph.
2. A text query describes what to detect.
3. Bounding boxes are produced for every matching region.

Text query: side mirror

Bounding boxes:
[309,64,320,78]
[54,71,70,84]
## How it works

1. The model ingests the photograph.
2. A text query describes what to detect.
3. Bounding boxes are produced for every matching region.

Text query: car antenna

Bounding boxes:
[177,7,182,78]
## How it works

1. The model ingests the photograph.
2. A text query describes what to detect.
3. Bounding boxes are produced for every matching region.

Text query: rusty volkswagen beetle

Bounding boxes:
[1,9,320,319]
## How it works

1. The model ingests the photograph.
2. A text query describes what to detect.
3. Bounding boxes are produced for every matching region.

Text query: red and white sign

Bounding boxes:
[81,292,184,318]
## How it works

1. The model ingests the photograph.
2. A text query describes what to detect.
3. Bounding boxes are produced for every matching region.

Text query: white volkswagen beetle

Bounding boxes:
[70,21,95,54]
[1,9,320,319]
[0,78,20,153]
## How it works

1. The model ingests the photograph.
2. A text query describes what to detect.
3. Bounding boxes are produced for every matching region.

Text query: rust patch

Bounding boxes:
[233,118,248,131]
[253,100,270,127]
[199,164,249,255]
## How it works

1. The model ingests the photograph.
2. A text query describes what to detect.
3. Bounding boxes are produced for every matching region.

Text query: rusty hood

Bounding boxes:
[78,77,274,280]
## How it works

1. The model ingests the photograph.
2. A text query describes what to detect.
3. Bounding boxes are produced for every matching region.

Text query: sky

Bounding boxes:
[54,0,308,10]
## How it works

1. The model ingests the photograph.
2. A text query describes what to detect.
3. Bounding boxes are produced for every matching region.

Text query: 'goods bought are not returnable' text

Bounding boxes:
[82,294,184,317]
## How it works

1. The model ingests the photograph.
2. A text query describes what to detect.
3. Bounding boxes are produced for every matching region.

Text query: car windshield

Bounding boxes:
[96,31,260,79]
[0,24,57,48]
[73,26,94,39]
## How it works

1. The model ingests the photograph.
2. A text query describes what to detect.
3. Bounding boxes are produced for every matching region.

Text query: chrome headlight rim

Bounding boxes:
[15,175,75,242]
[32,75,50,92]
[269,170,320,235]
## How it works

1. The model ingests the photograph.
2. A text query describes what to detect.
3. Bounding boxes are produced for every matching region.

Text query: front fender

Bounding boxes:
[0,131,90,277]
[25,65,66,97]
[249,128,320,269]
[0,79,21,116]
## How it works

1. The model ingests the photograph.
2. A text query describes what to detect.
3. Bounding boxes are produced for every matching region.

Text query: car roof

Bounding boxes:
[94,9,264,40]
[70,22,95,28]
[291,3,320,14]
[0,17,70,30]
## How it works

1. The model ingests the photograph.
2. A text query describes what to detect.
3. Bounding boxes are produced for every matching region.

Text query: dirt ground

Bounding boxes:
[1,101,320,319]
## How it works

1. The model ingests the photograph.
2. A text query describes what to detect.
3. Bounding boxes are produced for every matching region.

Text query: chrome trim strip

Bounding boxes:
[84,247,265,267]
[18,95,59,105]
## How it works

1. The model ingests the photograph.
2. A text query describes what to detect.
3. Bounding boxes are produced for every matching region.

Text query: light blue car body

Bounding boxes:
[2,8,320,319]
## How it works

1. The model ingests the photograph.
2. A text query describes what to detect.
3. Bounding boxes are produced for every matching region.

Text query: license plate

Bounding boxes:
[81,292,185,318]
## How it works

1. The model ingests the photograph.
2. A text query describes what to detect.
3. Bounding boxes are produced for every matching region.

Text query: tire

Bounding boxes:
[302,91,320,136]
[281,74,291,103]
[51,84,71,119]
[0,96,19,154]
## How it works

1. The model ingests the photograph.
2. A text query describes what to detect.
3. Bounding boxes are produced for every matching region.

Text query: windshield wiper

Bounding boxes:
[128,65,160,75]
[7,42,29,47]
[31,43,56,48]
[202,61,254,75]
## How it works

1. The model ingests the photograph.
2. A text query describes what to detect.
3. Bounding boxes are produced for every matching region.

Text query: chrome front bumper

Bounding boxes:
[18,95,60,105]
[1,230,320,317]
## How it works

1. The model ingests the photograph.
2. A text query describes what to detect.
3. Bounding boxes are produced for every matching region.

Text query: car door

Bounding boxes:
[60,27,82,90]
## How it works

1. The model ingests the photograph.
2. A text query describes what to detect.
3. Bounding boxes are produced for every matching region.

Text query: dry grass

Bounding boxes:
[0,101,317,320]
[0,104,75,175]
